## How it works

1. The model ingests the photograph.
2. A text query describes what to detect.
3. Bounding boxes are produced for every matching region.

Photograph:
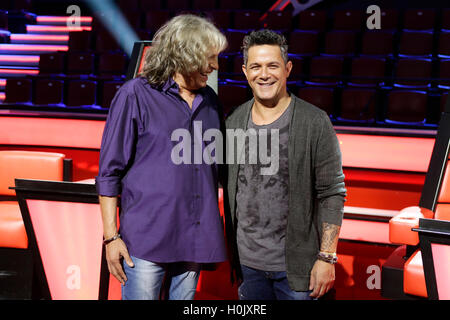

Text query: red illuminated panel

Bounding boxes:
[337,134,435,172]
[0,55,40,64]
[27,25,92,33]
[0,44,68,52]
[431,243,450,299]
[10,34,69,42]
[339,218,390,244]
[0,79,5,86]
[0,68,39,75]
[0,117,104,149]
[138,45,151,75]
[27,200,103,299]
[36,16,93,24]
[0,92,4,101]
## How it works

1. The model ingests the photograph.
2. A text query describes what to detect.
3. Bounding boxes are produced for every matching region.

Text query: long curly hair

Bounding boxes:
[140,14,227,87]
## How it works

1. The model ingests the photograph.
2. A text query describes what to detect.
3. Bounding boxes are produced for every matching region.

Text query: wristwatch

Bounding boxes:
[317,251,338,264]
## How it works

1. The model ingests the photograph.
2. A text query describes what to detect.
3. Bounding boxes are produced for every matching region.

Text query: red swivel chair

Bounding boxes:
[382,95,450,299]
[0,151,72,299]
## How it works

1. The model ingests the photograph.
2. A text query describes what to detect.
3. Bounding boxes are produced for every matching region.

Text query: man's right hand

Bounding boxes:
[105,238,134,285]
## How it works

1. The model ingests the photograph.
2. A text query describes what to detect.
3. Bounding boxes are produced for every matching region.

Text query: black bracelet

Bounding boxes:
[103,233,121,245]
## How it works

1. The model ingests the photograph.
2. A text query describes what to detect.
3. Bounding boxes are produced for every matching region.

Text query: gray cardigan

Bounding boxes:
[225,94,347,291]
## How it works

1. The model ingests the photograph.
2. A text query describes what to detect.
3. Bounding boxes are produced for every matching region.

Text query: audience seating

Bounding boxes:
[264,10,292,30]
[67,51,95,75]
[385,90,428,124]
[218,82,249,114]
[398,30,433,57]
[297,10,327,31]
[233,10,260,30]
[297,86,335,116]
[403,8,436,31]
[33,78,64,106]
[4,78,32,104]
[323,30,357,56]
[338,88,377,122]
[332,9,364,30]
[306,56,344,86]
[360,30,395,57]
[348,56,387,87]
[288,30,320,56]
[66,80,98,107]
[438,31,450,58]
[393,58,433,89]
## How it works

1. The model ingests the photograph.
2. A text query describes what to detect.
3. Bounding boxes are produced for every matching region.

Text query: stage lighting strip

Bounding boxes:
[26,25,92,33]
[0,44,68,52]
[0,68,39,75]
[0,55,40,63]
[36,16,93,24]
[10,34,69,42]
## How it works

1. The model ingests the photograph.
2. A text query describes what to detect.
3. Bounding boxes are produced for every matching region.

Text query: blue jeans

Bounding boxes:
[238,265,314,300]
[122,256,200,300]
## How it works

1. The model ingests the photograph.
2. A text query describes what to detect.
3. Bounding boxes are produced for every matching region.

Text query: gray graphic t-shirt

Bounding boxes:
[236,100,292,271]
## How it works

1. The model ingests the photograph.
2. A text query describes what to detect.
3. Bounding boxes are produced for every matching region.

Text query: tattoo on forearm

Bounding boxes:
[321,222,340,252]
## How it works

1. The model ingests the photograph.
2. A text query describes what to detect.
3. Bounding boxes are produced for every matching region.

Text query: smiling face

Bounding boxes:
[182,52,220,91]
[243,44,292,107]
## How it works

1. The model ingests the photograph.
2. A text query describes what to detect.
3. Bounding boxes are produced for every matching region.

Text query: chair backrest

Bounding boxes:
[435,154,450,221]
[0,151,66,196]
[419,91,450,216]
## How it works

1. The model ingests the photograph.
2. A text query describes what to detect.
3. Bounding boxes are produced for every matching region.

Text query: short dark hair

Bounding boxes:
[242,29,288,66]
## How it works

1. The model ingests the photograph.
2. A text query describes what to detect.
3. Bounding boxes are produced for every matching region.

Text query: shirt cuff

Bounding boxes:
[95,176,121,197]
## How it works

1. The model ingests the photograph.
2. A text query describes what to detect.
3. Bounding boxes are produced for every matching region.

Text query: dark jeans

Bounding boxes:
[238,264,315,300]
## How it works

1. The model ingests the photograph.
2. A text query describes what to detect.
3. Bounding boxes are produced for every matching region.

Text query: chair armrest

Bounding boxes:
[389,206,434,245]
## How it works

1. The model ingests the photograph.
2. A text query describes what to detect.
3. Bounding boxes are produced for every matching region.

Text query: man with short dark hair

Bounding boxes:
[225,29,347,300]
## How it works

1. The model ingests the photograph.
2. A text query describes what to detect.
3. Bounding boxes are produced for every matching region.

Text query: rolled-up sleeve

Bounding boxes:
[95,87,140,197]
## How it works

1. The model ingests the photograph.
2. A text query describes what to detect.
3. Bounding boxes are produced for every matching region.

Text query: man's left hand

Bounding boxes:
[309,259,335,298]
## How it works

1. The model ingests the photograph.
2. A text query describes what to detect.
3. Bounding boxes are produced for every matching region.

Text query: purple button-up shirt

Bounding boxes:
[95,76,226,264]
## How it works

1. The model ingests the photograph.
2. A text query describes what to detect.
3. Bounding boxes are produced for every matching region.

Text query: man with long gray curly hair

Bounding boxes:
[96,14,228,300]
